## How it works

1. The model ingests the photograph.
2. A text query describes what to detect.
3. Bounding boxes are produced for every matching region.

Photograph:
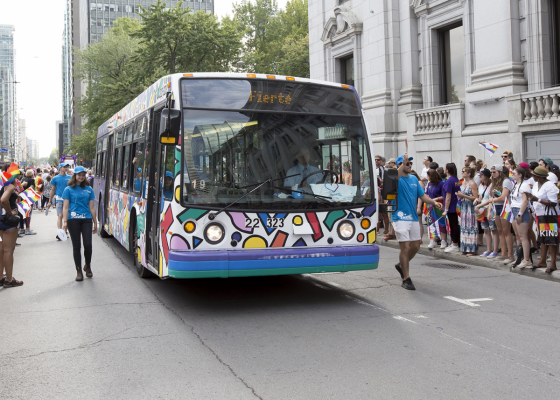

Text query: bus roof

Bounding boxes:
[97,72,359,138]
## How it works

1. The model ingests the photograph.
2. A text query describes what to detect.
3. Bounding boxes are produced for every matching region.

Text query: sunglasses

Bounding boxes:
[375,159,381,162]
[405,162,412,166]
[462,170,468,173]
[502,155,508,158]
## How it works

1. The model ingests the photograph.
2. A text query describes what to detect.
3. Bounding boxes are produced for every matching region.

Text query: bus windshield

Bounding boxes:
[181,80,373,211]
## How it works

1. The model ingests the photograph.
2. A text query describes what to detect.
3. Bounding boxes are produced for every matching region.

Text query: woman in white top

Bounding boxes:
[488,166,515,264]
[525,166,559,273]
[510,168,533,268]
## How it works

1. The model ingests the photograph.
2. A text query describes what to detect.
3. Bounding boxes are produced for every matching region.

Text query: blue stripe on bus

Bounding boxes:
[168,245,379,272]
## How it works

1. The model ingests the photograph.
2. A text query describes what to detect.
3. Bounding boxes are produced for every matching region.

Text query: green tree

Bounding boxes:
[72,17,144,157]
[233,0,309,77]
[48,148,58,165]
[133,0,243,78]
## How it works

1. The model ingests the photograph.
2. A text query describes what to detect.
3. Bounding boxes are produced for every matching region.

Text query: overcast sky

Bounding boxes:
[0,0,288,158]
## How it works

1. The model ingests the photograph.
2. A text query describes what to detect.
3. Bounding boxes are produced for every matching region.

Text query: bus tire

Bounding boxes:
[98,200,111,238]
[130,216,152,279]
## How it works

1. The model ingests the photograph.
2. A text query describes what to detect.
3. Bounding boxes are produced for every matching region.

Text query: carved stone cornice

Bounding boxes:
[321,5,362,44]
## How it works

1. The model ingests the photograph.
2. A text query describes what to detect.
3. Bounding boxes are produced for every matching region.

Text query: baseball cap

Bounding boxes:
[518,162,530,169]
[502,151,513,157]
[74,166,86,174]
[551,164,559,172]
[396,155,414,166]
[480,168,491,178]
[541,157,554,167]
[388,158,396,163]
[59,162,70,168]
[165,171,174,178]
[429,162,439,169]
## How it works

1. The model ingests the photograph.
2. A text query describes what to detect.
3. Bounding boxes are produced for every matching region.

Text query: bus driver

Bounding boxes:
[284,147,321,187]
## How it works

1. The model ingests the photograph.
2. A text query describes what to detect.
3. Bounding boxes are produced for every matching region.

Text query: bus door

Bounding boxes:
[146,110,162,267]
[104,134,114,227]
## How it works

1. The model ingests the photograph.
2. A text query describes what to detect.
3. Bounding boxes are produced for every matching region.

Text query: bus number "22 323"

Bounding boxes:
[245,218,285,228]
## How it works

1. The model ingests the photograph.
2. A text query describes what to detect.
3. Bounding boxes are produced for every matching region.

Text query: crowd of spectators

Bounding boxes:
[375,151,559,273]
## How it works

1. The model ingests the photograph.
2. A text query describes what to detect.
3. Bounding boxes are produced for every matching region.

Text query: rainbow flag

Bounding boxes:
[500,197,514,223]
[456,201,461,218]
[475,206,487,222]
[479,141,499,157]
[446,217,452,236]
[508,170,515,183]
[19,188,41,208]
[23,188,41,203]
[0,165,21,186]
[18,201,31,217]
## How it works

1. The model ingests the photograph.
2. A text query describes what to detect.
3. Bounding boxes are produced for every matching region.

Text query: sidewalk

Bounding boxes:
[377,237,560,283]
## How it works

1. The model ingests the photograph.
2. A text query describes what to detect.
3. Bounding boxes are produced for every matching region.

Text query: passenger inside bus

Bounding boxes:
[283,146,321,187]
[163,171,173,199]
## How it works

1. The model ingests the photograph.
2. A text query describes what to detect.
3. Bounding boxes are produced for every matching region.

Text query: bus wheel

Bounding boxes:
[98,201,111,238]
[131,217,152,279]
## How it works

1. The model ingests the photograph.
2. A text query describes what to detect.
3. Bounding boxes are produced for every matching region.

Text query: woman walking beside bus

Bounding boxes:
[62,166,97,281]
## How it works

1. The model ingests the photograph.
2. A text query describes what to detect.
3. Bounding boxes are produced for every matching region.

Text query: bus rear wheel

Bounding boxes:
[131,217,152,279]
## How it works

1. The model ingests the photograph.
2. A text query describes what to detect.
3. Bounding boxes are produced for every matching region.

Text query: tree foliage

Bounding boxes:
[132,0,243,78]
[233,0,309,77]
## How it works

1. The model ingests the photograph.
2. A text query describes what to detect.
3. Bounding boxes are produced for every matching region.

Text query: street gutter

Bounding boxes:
[377,239,560,283]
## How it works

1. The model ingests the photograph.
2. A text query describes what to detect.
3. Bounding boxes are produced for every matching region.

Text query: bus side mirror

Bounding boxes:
[159,109,181,145]
[380,168,398,213]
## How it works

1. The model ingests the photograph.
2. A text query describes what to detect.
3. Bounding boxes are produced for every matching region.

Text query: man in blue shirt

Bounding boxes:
[392,153,442,290]
[284,147,321,187]
[48,163,72,240]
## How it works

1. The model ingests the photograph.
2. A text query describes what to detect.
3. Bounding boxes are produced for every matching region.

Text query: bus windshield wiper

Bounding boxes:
[238,173,299,189]
[272,186,334,204]
[208,178,274,220]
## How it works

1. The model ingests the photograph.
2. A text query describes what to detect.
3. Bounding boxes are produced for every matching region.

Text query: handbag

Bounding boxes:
[2,213,20,227]
[535,204,560,245]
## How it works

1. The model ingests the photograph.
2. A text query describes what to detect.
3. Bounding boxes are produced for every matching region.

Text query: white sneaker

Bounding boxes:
[428,240,436,249]
[444,245,460,253]
[440,240,447,249]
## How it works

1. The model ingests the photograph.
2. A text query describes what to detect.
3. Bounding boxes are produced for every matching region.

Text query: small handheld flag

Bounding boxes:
[500,197,514,223]
[479,141,499,157]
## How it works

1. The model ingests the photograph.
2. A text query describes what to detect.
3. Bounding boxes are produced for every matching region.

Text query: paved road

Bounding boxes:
[2,212,560,399]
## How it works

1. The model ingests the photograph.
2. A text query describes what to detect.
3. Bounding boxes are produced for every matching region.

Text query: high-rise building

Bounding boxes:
[0,24,17,161]
[67,1,214,151]
[61,0,72,161]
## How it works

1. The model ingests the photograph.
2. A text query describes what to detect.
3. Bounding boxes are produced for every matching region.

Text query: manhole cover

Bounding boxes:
[424,262,470,269]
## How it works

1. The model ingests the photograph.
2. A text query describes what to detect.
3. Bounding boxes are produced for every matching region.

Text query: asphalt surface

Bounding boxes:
[2,212,560,399]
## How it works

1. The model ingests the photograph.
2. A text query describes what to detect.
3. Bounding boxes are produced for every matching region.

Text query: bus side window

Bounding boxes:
[99,152,105,178]
[113,147,121,186]
[122,145,130,189]
[132,142,145,194]
[163,147,175,200]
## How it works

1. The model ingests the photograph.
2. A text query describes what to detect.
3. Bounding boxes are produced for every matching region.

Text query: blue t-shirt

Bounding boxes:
[426,181,444,199]
[391,174,425,222]
[442,176,460,213]
[51,174,71,202]
[62,185,96,219]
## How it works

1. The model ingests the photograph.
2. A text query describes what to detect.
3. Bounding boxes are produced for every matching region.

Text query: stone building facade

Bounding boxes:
[309,0,560,165]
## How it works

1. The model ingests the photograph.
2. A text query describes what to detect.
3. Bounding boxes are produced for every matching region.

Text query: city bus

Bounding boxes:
[94,73,381,279]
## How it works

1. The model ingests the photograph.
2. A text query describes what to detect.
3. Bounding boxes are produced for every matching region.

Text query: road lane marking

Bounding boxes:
[444,296,493,307]
[393,316,417,324]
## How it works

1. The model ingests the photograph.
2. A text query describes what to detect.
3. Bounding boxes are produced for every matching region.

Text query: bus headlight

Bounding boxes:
[338,221,355,240]
[205,223,225,244]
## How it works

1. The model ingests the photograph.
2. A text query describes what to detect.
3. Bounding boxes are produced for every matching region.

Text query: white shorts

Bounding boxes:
[392,220,422,242]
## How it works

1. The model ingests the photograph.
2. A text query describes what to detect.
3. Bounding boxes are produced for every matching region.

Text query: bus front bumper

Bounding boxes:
[168,245,379,278]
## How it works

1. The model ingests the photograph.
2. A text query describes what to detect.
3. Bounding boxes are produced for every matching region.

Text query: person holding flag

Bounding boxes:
[0,163,23,288]
[425,169,447,249]
[48,163,72,240]
[392,153,442,290]
[474,169,500,258]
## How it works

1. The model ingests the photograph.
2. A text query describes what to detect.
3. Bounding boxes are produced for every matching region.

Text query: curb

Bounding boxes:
[377,239,560,283]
